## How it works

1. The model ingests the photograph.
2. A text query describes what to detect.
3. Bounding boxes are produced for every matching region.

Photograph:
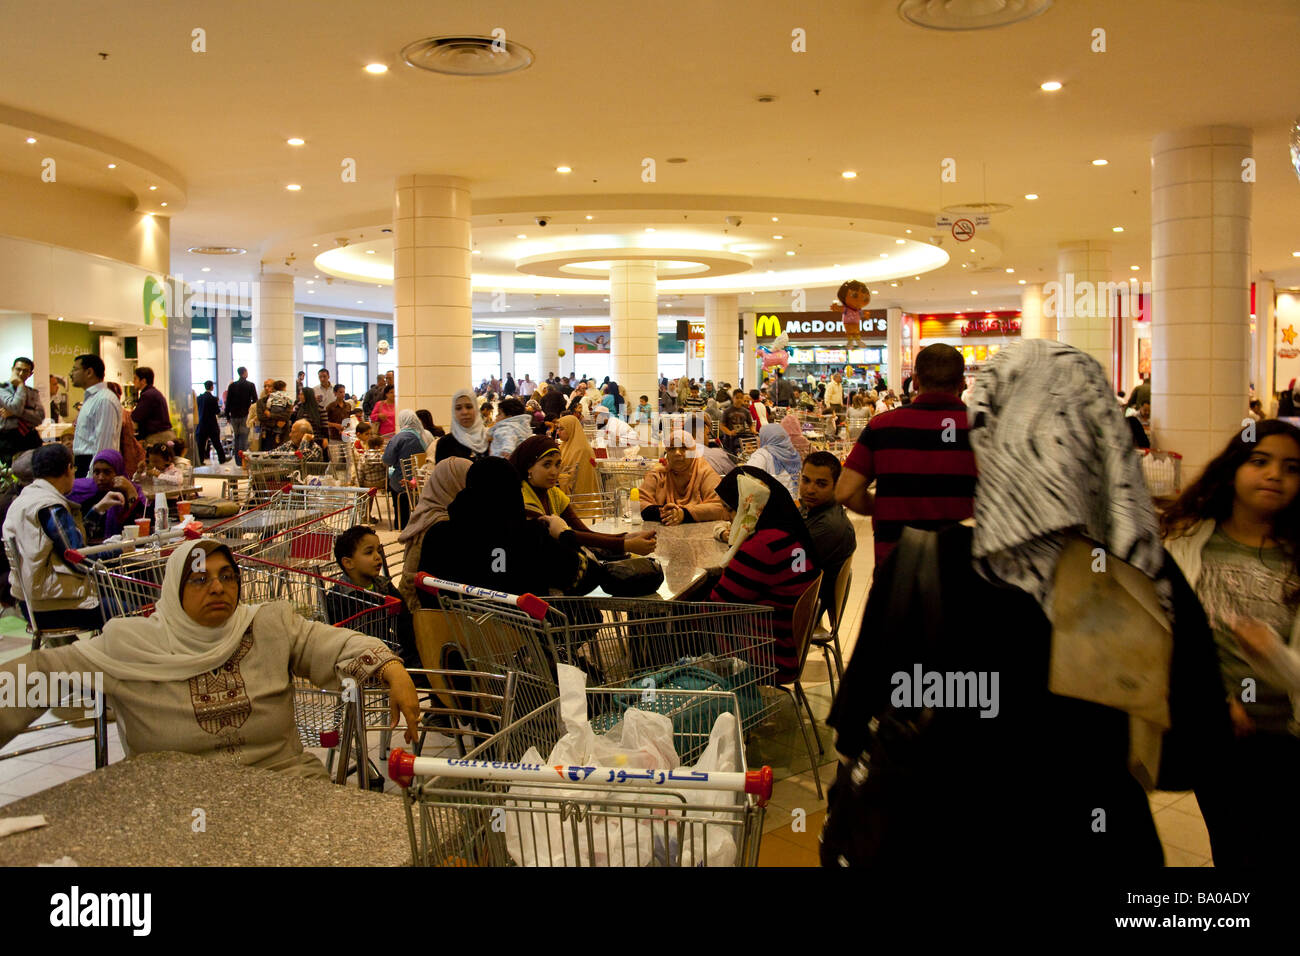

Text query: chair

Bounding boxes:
[2,540,97,652]
[354,449,393,529]
[738,434,760,459]
[809,561,853,697]
[0,690,111,771]
[400,453,428,513]
[772,573,825,799]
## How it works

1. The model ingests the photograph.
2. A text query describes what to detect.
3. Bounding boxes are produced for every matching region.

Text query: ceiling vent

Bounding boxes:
[400,36,534,76]
[898,0,1053,31]
[942,202,1013,215]
[187,246,247,255]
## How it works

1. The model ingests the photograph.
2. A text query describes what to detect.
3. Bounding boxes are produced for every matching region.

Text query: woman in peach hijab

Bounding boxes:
[555,414,599,496]
[780,411,812,459]
[637,431,728,525]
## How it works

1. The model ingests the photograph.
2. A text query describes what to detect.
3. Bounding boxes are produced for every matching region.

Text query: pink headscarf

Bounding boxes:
[781,414,812,458]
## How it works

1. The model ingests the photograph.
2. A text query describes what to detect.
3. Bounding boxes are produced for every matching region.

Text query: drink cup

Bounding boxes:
[135,518,151,537]
[122,526,140,540]
[176,501,191,518]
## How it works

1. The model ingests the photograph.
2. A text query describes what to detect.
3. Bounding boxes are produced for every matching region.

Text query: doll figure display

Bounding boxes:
[830,280,870,348]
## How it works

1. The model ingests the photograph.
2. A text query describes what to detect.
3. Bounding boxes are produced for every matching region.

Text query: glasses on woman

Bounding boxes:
[185,569,238,590]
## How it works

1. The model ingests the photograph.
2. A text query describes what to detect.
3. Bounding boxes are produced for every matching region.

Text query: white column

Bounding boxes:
[1151,126,1252,477]
[741,312,757,390]
[393,174,472,418]
[1055,241,1113,380]
[215,308,233,396]
[252,272,296,386]
[536,317,560,379]
[1254,278,1275,409]
[1020,282,1052,340]
[558,328,575,377]
[609,261,658,414]
[499,331,516,381]
[704,295,739,389]
[886,307,903,390]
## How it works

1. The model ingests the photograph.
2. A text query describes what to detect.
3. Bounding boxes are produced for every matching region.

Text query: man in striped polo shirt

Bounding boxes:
[835,343,976,570]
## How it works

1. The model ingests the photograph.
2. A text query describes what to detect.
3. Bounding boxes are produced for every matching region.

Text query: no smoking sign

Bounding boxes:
[952,218,975,242]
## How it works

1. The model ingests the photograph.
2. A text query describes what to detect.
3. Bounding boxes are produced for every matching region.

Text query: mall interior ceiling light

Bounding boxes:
[1112,226,1124,232]
[401,36,534,76]
[1024,193,1038,200]
[1131,264,1140,270]
[287,138,305,146]
[24,137,35,144]
[364,63,388,74]
[148,185,157,190]
[286,184,302,191]
[107,163,116,169]
[1040,81,1062,92]
[1018,279,1026,284]
[556,166,571,174]
[841,170,857,179]
[187,246,247,255]
[1092,158,1108,166]
[1290,116,1300,183]
[898,0,1053,31]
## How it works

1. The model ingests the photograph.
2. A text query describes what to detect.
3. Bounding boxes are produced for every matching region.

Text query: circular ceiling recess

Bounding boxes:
[515,247,753,281]
[897,0,1053,31]
[401,36,535,75]
[187,246,247,255]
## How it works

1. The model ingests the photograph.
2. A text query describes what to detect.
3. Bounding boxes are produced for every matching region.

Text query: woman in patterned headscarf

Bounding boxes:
[823,339,1229,868]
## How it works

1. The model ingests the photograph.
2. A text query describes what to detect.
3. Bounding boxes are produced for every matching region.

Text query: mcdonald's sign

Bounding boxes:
[754,310,888,341]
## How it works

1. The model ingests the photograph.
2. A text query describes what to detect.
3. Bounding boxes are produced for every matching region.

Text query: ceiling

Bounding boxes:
[1,0,1297,320]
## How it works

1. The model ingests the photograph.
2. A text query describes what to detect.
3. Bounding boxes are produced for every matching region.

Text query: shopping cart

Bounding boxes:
[242,451,302,493]
[218,487,377,569]
[595,458,658,497]
[1139,449,1183,499]
[414,575,779,754]
[69,545,404,788]
[389,686,771,867]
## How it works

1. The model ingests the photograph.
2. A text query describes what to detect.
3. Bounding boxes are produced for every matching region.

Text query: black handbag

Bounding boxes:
[598,555,665,597]
[819,526,944,868]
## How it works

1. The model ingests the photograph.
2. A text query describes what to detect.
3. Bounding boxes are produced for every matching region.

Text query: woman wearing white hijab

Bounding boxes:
[0,540,421,779]
[436,388,489,462]
[745,423,803,500]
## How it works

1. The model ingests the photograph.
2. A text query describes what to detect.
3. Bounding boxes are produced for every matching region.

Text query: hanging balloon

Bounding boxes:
[376,340,390,355]
[557,348,566,357]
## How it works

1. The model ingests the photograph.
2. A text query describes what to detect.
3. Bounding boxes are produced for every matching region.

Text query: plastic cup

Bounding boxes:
[176,501,191,518]
[122,525,140,541]
[135,518,151,536]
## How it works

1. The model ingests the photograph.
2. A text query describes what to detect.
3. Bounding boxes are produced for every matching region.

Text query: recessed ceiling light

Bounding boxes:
[786,251,795,256]
[364,63,388,74]
[286,184,301,191]
[312,243,319,247]
[767,270,775,274]
[472,249,482,255]
[201,267,211,273]
[307,290,315,294]
[905,229,912,234]
[24,137,35,144]
[971,290,978,295]
[585,215,593,220]
[314,274,320,278]
[890,282,899,287]
[365,249,376,254]
[1131,265,1140,270]
[1018,279,1026,285]
[603,298,609,302]
[1292,251,1300,257]
[841,170,857,179]
[961,263,967,268]
[287,138,305,146]
[915,276,920,280]
[516,234,527,239]
[880,253,889,258]
[306,279,313,284]
[771,217,779,222]
[88,321,94,326]
[107,163,116,169]
[148,185,157,191]
[895,239,905,244]
[57,316,63,321]
[1112,226,1124,232]
[357,300,363,304]
[1005,267,1014,273]
[1092,159,1108,166]
[1024,193,1038,200]
[1040,81,1062,92]
[556,166,571,174]
[772,235,783,240]
[160,202,167,207]
[645,227,655,233]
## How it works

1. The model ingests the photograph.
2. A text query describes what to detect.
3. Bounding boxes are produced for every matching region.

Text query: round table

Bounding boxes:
[587,518,729,600]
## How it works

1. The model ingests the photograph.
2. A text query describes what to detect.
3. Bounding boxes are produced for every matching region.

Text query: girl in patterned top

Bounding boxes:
[1162,419,1300,865]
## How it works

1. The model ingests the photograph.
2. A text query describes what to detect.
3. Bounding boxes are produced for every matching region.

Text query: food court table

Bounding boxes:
[588,519,729,600]
[194,463,246,499]
[0,751,410,866]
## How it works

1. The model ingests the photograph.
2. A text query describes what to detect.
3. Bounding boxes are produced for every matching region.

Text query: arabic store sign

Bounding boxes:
[755,310,888,340]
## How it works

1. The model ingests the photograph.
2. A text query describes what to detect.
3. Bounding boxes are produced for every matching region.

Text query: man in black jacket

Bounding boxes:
[224,366,258,459]
[131,366,174,445]
[194,380,227,463]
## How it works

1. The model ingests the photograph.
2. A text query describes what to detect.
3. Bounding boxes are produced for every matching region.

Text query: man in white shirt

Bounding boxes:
[313,368,334,407]
[518,374,536,397]
[69,354,122,478]
[826,371,845,414]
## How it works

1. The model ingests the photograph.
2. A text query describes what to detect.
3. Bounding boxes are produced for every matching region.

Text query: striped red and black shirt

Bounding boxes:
[843,392,977,567]
[710,527,819,683]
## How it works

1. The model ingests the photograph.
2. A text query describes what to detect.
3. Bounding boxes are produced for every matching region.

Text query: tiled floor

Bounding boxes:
[0,502,1214,866]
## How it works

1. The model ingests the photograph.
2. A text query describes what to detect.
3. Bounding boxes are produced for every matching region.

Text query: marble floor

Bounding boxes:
[0,501,1215,866]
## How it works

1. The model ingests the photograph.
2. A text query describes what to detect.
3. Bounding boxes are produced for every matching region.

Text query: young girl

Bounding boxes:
[1162,420,1300,865]
[353,421,372,453]
[140,442,183,485]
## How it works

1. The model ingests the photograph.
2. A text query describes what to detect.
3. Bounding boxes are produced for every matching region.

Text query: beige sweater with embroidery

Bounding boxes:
[0,601,398,781]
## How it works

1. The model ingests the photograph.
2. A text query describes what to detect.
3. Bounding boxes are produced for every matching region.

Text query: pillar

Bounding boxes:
[252,272,296,386]
[741,312,757,390]
[558,328,575,378]
[609,261,658,415]
[1151,126,1252,477]
[886,307,903,390]
[704,295,739,389]
[393,174,472,421]
[1254,278,1275,410]
[499,330,516,382]
[1055,241,1112,381]
[1020,282,1052,340]
[536,317,560,379]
